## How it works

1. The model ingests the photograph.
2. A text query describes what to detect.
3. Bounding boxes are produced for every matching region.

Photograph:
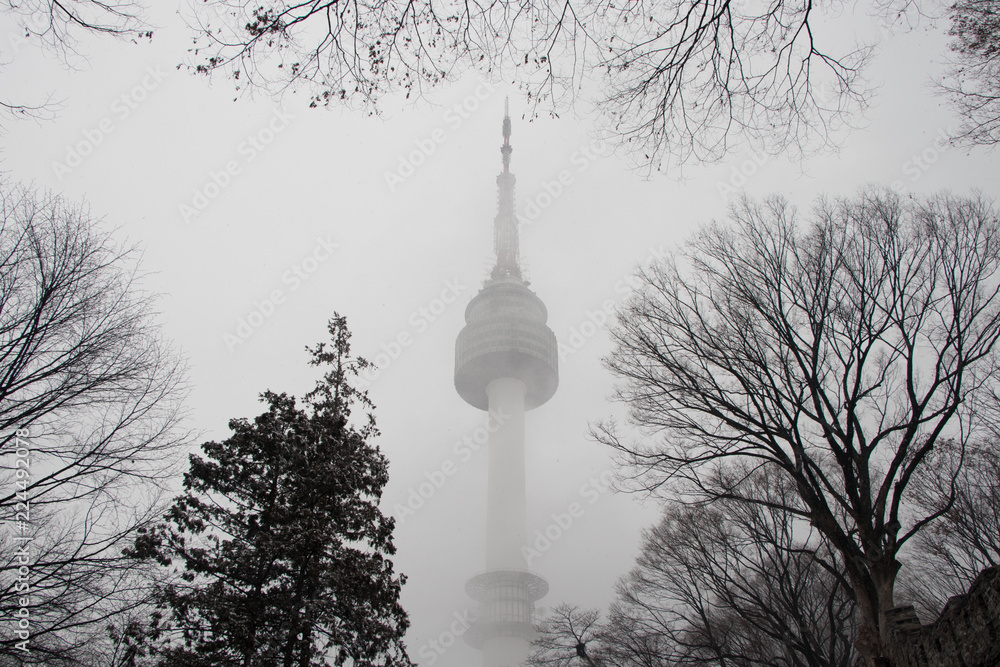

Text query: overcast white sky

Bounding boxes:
[2,2,998,665]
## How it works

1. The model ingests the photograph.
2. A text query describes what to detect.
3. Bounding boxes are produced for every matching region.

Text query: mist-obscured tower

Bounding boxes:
[455,102,558,667]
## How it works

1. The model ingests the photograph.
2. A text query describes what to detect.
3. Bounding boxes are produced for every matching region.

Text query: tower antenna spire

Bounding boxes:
[502,97,512,173]
[494,101,520,280]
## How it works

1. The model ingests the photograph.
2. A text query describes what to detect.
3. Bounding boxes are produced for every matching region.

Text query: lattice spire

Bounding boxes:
[492,99,521,281]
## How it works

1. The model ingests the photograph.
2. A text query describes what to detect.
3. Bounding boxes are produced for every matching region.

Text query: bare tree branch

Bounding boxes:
[898,437,1000,617]
[531,465,858,667]
[0,180,189,663]
[0,0,150,122]
[595,189,1000,664]
[186,0,885,170]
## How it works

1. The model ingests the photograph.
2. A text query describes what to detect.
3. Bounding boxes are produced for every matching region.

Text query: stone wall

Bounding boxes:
[888,566,1000,666]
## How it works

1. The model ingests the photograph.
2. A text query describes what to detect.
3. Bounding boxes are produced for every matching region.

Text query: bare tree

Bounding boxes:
[897,437,1000,617]
[595,190,1000,665]
[610,465,856,667]
[530,466,857,667]
[189,0,874,171]
[531,604,604,667]
[941,0,1000,146]
[1,0,150,120]
[0,181,187,663]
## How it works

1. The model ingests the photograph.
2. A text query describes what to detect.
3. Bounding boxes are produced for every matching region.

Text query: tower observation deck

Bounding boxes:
[455,103,557,667]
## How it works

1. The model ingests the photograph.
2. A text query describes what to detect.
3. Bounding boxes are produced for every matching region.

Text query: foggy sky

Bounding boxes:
[2,3,998,666]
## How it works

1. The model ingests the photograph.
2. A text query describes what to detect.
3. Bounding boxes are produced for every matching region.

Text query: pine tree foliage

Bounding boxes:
[129,315,410,667]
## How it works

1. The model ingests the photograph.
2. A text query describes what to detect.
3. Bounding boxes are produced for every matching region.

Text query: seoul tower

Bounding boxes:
[455,101,558,667]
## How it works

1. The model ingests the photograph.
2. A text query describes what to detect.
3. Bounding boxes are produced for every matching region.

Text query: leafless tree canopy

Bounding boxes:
[596,190,1000,663]
[610,466,856,667]
[1,0,149,119]
[941,0,1000,146]
[898,438,1000,617]
[0,182,187,663]
[531,604,603,667]
[189,0,872,170]
[530,466,857,667]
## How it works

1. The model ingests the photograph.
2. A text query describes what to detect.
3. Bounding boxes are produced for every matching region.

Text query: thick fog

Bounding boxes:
[2,3,998,665]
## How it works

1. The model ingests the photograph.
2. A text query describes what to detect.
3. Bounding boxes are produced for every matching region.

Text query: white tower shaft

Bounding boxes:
[486,377,528,570]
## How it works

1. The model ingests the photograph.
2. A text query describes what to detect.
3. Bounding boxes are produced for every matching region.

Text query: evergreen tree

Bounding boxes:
[130,315,410,667]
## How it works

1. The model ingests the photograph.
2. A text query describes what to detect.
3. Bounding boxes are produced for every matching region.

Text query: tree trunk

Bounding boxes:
[282,560,312,667]
[851,561,900,666]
